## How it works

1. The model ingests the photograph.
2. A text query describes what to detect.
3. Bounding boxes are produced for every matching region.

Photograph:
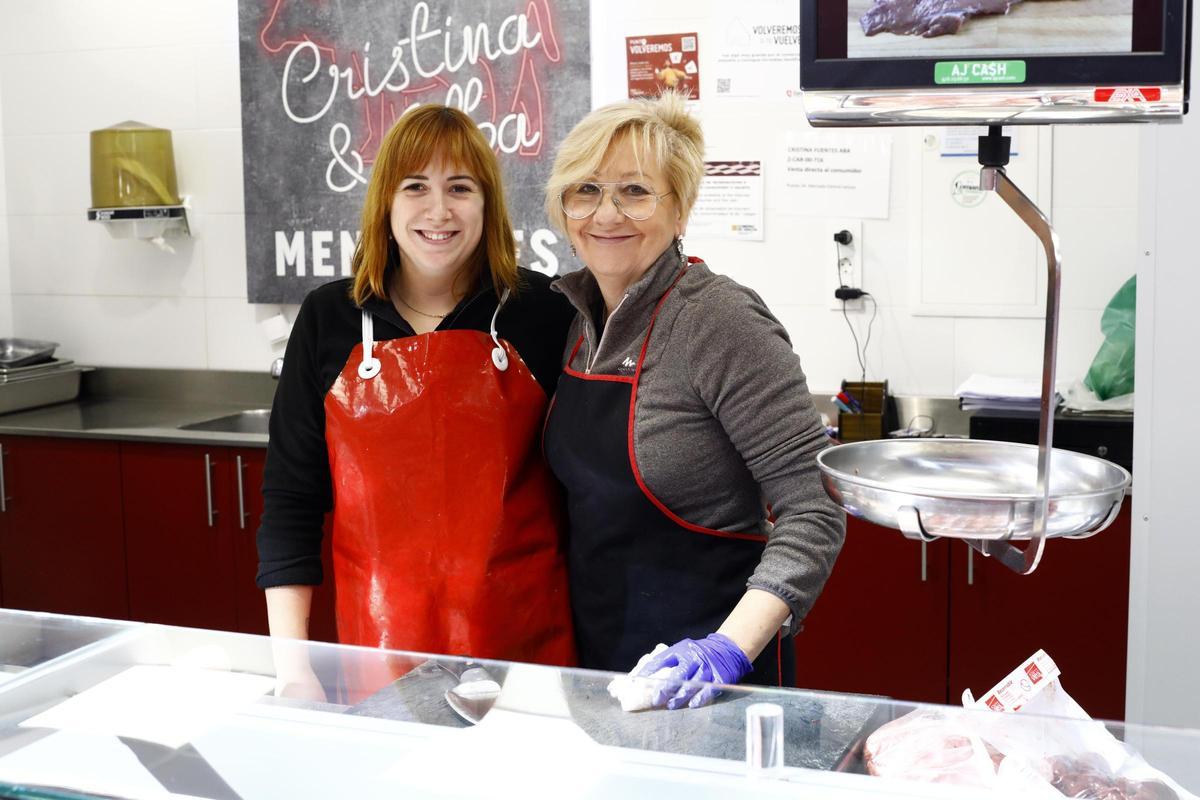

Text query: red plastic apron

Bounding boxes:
[324,304,575,694]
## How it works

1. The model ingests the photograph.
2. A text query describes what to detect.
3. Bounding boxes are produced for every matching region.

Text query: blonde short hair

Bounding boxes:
[544,91,704,233]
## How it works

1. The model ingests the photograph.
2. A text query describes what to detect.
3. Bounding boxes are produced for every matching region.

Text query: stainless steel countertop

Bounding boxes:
[0,366,977,449]
[0,367,274,448]
[0,368,1015,450]
[0,397,270,447]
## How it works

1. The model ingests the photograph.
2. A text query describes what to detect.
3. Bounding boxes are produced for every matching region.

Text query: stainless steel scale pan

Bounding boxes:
[815,130,1131,575]
[818,438,1129,543]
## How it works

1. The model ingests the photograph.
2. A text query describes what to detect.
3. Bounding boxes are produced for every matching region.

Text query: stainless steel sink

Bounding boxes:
[179,409,271,435]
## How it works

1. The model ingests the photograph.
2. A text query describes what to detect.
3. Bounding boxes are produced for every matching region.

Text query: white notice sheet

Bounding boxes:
[689,160,765,241]
[781,131,892,219]
[711,0,801,100]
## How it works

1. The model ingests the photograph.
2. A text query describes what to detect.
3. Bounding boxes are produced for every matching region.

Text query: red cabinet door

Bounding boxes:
[0,437,129,619]
[232,448,337,643]
[121,442,237,631]
[948,503,1131,721]
[231,448,268,636]
[794,515,951,704]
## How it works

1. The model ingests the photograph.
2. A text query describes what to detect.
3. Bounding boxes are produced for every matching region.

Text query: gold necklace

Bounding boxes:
[396,294,452,319]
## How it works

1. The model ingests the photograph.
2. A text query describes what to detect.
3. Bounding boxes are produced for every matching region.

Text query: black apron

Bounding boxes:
[544,267,793,687]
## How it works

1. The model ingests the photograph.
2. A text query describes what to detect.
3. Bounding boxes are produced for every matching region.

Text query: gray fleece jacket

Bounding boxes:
[551,246,846,625]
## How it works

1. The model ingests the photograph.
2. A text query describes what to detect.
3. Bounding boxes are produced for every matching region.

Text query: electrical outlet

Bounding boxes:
[827,220,863,310]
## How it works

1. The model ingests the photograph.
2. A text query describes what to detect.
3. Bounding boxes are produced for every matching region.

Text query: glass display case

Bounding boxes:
[0,611,138,689]
[0,610,1195,800]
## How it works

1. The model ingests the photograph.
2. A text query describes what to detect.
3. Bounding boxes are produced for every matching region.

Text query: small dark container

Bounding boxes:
[837,380,895,442]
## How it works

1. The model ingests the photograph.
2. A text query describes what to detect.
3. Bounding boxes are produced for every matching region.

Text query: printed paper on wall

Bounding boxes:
[781,131,892,219]
[688,161,765,241]
[626,32,700,99]
[712,0,801,100]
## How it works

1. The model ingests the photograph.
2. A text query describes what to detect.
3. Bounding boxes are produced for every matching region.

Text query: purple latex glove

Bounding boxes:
[633,633,752,710]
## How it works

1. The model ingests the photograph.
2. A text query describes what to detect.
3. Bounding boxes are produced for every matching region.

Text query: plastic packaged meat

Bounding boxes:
[862,651,1197,799]
[864,707,1000,788]
[1043,754,1180,800]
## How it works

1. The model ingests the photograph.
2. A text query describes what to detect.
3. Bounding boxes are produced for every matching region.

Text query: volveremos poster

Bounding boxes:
[712,0,800,99]
[625,32,699,99]
[238,1,590,303]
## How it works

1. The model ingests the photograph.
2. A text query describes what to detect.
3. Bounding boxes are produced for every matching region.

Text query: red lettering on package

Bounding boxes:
[1025,662,1044,683]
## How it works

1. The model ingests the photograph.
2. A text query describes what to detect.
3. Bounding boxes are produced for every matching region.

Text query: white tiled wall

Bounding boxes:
[0,0,284,374]
[0,0,1141,392]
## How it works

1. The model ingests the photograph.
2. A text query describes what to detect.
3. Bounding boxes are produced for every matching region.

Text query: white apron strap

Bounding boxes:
[358,310,382,379]
[488,289,510,371]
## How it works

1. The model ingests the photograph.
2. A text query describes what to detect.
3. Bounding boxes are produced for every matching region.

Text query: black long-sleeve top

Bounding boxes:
[255,268,575,590]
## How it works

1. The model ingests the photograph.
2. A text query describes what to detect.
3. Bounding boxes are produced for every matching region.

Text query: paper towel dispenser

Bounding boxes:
[87,120,190,241]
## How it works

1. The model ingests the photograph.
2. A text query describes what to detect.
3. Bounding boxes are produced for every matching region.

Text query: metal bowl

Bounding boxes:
[0,338,58,368]
[817,439,1130,541]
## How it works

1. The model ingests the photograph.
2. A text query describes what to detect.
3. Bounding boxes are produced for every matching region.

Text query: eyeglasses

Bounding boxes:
[558,181,673,222]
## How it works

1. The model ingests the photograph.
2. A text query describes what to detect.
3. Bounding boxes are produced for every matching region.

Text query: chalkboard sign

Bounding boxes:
[238,0,591,303]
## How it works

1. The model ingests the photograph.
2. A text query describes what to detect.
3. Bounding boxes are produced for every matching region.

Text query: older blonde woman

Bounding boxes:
[542,93,845,710]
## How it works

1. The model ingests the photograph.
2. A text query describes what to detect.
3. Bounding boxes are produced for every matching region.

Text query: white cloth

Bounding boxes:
[606,644,674,712]
[1061,379,1134,414]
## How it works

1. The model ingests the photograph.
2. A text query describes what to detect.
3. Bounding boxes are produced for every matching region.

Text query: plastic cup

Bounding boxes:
[746,702,785,776]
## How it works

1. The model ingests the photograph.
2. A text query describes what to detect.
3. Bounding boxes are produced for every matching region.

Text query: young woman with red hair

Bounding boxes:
[257,105,576,698]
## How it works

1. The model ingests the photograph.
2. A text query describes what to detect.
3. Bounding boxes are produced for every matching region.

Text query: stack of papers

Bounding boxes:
[955,374,1060,412]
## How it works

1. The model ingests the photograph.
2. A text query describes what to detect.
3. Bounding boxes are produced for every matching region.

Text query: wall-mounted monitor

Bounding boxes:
[800,0,1191,124]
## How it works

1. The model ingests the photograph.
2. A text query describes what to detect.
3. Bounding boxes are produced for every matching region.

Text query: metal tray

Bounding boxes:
[817,438,1130,542]
[0,338,58,368]
[0,358,74,384]
[0,366,87,415]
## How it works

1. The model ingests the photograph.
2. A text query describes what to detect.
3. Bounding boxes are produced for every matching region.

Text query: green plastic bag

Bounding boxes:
[1084,276,1136,401]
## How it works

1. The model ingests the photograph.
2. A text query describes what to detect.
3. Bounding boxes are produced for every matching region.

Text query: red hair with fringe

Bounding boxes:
[351,105,518,305]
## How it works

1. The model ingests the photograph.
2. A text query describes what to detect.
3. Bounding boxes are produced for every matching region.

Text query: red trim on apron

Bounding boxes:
[541,393,557,462]
[565,367,634,384]
[563,335,634,383]
[625,269,768,544]
[776,630,783,687]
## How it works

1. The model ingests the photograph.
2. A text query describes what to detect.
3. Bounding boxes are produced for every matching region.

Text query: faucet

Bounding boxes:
[270,357,284,379]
